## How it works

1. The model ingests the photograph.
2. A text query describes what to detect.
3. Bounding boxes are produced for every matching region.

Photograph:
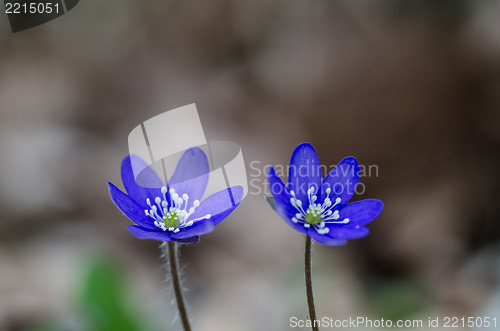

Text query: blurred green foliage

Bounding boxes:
[80,260,142,331]
[29,258,151,331]
[366,280,429,322]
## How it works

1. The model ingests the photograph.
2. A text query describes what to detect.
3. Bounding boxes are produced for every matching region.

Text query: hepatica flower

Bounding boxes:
[267,142,383,246]
[108,147,243,244]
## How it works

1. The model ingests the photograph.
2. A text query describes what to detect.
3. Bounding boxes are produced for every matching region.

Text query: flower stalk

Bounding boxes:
[164,241,192,331]
[304,235,319,331]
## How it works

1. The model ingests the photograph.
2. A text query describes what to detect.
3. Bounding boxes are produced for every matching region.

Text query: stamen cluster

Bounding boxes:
[290,187,350,234]
[145,186,211,233]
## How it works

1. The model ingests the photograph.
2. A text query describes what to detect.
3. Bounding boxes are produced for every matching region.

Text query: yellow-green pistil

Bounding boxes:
[305,206,323,225]
[164,210,180,228]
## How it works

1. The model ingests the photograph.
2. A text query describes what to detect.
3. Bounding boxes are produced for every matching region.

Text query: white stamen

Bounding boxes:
[146,186,204,233]
[287,186,351,233]
[317,227,330,234]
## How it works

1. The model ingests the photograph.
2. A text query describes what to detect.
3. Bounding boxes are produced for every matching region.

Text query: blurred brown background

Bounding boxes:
[1,0,500,330]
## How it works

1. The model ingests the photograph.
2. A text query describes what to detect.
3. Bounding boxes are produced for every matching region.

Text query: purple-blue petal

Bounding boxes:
[168,147,209,208]
[322,156,360,206]
[267,166,307,234]
[288,143,322,204]
[339,199,383,227]
[324,225,370,240]
[127,225,172,241]
[189,186,244,226]
[170,219,215,239]
[307,229,348,246]
[121,155,163,206]
[108,182,157,230]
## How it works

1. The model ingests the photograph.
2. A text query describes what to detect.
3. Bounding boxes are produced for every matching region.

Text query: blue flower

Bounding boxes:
[267,143,383,246]
[108,147,243,244]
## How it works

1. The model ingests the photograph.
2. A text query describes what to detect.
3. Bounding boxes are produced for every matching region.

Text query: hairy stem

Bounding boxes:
[166,241,192,331]
[305,235,319,331]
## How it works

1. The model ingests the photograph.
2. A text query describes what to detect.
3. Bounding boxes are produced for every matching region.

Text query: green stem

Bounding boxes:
[305,235,319,331]
[166,241,192,331]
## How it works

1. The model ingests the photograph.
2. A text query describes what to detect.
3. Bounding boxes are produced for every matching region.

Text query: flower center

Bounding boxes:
[144,186,211,233]
[164,209,180,228]
[289,186,350,234]
[305,204,323,225]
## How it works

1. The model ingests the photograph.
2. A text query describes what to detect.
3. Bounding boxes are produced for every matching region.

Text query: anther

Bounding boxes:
[317,228,329,234]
